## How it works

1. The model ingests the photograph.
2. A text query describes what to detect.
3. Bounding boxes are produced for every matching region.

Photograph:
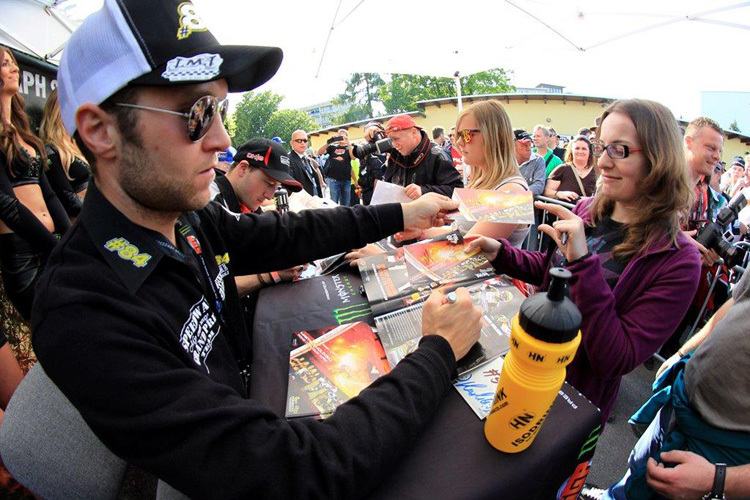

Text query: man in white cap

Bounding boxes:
[31,0,481,497]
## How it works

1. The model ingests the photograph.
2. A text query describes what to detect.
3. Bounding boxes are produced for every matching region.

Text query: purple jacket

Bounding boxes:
[492,198,701,423]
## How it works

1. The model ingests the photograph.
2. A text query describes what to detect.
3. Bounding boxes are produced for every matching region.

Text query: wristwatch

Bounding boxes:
[702,463,727,500]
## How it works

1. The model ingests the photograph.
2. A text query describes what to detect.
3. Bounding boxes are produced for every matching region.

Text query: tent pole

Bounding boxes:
[454,71,463,112]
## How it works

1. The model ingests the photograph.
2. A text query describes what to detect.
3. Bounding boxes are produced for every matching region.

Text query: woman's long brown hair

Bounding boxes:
[0,47,47,175]
[590,99,693,259]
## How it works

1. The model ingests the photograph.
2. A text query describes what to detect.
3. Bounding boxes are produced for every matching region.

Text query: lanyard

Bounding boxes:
[156,220,227,326]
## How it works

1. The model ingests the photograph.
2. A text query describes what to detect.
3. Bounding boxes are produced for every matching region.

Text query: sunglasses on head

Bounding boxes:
[116,95,229,142]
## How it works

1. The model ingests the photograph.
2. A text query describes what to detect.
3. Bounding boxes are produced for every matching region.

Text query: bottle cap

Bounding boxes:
[518,267,581,343]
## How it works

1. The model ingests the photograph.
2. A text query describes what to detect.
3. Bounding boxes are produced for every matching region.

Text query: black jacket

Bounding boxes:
[32,182,456,499]
[383,130,463,197]
[288,152,321,197]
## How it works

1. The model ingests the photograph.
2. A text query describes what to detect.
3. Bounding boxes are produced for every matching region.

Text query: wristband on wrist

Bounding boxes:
[257,273,268,287]
[702,463,727,500]
[270,271,282,283]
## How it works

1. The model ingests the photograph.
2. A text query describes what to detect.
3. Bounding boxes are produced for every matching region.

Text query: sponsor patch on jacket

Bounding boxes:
[214,262,229,301]
[104,238,152,268]
[180,297,220,370]
[176,2,207,40]
[162,53,222,82]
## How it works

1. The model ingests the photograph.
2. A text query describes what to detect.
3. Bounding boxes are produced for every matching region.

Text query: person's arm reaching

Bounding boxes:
[655,296,734,378]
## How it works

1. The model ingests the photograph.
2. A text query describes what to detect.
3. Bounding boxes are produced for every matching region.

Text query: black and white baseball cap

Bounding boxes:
[57,0,283,134]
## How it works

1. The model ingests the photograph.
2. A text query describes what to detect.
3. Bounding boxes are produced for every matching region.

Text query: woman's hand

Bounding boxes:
[536,201,588,262]
[464,235,502,262]
[555,191,580,203]
[346,243,386,267]
[404,184,423,200]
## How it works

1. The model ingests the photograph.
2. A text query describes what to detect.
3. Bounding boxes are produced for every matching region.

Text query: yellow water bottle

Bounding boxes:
[484,267,582,453]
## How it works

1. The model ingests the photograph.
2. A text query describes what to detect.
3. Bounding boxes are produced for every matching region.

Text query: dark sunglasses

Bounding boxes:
[293,138,309,144]
[116,95,229,142]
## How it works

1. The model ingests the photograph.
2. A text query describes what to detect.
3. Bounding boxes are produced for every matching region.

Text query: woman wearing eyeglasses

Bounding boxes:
[468,99,701,424]
[0,47,71,319]
[40,88,92,220]
[544,134,598,203]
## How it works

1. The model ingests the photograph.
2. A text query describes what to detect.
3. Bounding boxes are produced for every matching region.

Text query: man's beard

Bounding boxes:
[119,133,210,214]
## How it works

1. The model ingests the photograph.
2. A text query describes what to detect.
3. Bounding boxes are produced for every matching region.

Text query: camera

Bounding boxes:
[696,188,749,267]
[327,135,345,145]
[351,137,393,160]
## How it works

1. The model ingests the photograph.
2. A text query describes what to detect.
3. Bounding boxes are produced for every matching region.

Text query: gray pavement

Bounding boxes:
[586,363,656,488]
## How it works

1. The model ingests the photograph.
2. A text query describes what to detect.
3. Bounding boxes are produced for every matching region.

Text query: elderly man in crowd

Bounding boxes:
[513,128,545,197]
[383,114,463,200]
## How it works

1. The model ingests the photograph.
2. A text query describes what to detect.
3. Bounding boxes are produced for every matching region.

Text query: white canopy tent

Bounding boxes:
[2,0,749,117]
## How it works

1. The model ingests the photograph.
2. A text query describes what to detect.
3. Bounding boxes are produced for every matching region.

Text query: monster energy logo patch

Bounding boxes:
[333,304,371,324]
[578,425,601,459]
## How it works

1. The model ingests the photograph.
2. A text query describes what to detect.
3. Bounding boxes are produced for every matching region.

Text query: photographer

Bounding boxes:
[316,129,359,205]
[352,122,387,205]
[383,114,463,199]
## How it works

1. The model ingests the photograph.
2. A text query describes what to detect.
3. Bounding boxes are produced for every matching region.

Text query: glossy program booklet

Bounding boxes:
[358,232,524,377]
[450,188,535,225]
[286,322,391,419]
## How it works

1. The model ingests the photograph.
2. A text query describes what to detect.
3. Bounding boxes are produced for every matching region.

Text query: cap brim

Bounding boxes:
[131,45,283,93]
[261,169,303,193]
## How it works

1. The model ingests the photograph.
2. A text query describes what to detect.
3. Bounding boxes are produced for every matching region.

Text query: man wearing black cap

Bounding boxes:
[211,138,305,332]
[30,1,481,498]
[212,137,302,214]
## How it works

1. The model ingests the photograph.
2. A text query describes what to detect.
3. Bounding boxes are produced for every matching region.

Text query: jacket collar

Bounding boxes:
[81,181,191,293]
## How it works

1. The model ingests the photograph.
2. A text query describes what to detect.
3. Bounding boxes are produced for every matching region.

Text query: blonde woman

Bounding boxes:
[40,88,91,219]
[0,47,70,318]
[468,99,701,425]
[452,100,530,247]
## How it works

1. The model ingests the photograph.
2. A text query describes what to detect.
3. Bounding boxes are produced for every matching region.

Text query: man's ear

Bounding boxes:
[75,104,120,163]
[684,134,692,151]
[236,160,250,176]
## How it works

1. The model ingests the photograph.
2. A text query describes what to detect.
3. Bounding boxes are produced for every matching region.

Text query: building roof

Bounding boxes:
[308,111,424,137]
[308,92,750,147]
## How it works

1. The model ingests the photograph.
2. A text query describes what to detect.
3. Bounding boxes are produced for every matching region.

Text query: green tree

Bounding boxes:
[729,120,741,133]
[332,72,385,123]
[233,90,283,145]
[265,109,318,145]
[379,68,515,114]
[223,112,236,143]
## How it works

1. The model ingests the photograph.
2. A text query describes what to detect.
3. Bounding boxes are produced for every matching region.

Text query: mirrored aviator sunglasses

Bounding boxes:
[116,95,229,142]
